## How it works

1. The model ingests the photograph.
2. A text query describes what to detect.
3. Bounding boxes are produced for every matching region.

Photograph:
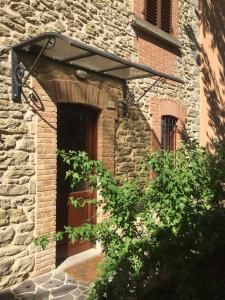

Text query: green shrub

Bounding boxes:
[35,142,225,299]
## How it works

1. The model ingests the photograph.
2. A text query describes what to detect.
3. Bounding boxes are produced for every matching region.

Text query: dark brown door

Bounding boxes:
[57,104,98,261]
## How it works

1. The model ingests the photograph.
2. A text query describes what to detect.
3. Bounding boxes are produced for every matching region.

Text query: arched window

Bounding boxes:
[161,115,177,151]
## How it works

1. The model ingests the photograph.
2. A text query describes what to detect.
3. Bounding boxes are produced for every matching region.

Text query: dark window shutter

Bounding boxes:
[145,0,158,26]
[161,0,172,33]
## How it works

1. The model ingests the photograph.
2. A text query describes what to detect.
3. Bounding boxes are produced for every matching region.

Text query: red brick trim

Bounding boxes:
[33,78,117,277]
[33,80,57,277]
[150,97,187,151]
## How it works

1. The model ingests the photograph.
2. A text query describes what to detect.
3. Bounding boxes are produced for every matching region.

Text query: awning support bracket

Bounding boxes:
[136,76,166,103]
[12,37,56,102]
[122,76,166,116]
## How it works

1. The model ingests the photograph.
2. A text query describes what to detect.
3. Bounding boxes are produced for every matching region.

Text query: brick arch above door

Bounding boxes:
[40,79,119,110]
[149,97,187,151]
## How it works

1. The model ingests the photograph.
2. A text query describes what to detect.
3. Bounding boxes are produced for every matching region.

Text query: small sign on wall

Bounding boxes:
[107,100,116,109]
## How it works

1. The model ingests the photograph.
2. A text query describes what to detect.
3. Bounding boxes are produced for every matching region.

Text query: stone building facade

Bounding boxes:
[0,0,204,288]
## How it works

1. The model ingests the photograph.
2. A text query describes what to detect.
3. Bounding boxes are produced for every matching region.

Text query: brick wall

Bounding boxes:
[33,79,57,276]
[133,0,179,74]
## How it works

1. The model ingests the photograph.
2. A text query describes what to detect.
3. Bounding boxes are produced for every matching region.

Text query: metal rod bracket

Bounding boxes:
[121,76,166,116]
[11,37,55,102]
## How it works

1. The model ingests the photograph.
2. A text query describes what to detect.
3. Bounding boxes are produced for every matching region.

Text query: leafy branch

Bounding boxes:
[34,142,225,299]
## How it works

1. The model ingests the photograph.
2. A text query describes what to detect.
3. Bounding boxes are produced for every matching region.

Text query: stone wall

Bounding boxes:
[0,0,135,288]
[115,105,151,180]
[177,0,200,141]
[0,101,36,287]
[0,0,200,288]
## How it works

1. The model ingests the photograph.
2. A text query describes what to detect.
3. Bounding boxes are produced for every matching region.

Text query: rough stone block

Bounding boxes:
[29,180,36,194]
[16,176,31,185]
[116,129,127,136]
[10,209,27,224]
[13,256,34,273]
[0,24,10,36]
[18,222,34,233]
[117,147,132,156]
[0,111,9,118]
[0,185,28,196]
[0,258,14,276]
[126,135,137,142]
[0,209,9,227]
[188,107,198,117]
[0,246,25,258]
[9,111,24,119]
[134,123,144,131]
[0,16,25,34]
[5,166,35,179]
[13,232,33,246]
[131,111,140,121]
[0,119,27,134]
[12,196,35,208]
[117,162,135,172]
[8,152,29,166]
[38,0,55,10]
[115,156,132,163]
[0,151,30,166]
[0,227,15,246]
[0,198,11,210]
[0,136,16,150]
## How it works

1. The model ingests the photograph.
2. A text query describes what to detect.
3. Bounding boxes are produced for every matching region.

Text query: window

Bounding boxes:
[161,115,177,151]
[145,0,172,33]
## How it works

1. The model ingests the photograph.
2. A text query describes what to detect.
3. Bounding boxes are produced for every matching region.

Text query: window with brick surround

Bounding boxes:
[145,0,172,33]
[161,115,177,151]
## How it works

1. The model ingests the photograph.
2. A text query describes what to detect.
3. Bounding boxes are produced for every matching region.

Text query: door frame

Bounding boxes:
[34,78,116,276]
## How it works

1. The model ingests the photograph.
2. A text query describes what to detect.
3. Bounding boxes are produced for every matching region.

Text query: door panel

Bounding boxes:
[67,191,96,256]
[57,104,98,261]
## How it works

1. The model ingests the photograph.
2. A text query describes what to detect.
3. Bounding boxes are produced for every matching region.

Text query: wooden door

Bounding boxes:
[67,190,96,256]
[57,104,97,261]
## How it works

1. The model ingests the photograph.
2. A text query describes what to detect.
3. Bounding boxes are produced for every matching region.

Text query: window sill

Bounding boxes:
[132,16,181,49]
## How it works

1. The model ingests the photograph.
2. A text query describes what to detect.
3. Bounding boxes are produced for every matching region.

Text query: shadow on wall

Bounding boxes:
[184,1,225,148]
[19,55,58,134]
[201,0,225,146]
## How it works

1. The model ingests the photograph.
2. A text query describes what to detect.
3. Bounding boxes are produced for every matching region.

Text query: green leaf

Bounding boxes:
[34,235,49,249]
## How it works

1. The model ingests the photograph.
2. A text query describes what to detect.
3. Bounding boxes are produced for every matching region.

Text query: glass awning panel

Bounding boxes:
[12,32,183,82]
[68,55,124,72]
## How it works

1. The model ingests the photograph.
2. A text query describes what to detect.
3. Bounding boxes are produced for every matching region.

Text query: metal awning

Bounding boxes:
[11,32,183,102]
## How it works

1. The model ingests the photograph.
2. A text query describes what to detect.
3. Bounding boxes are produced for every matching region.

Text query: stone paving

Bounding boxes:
[0,271,89,300]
